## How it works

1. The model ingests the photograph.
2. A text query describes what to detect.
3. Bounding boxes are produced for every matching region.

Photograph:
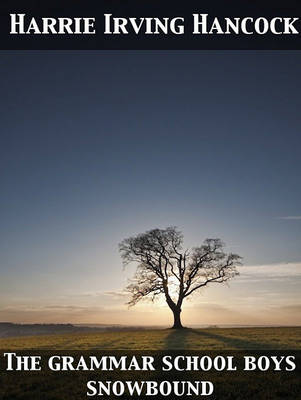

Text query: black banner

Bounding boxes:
[0,0,301,50]
[0,350,300,399]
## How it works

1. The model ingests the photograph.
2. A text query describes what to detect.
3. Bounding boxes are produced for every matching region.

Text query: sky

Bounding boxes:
[0,51,300,326]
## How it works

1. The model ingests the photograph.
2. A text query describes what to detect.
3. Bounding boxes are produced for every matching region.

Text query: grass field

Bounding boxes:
[0,326,300,350]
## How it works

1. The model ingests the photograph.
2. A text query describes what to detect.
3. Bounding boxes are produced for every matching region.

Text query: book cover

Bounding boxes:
[0,1,300,399]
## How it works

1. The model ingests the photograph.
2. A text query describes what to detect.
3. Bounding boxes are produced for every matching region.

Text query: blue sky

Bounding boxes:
[0,51,300,325]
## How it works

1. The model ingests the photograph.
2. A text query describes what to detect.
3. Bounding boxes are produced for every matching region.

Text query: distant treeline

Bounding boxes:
[0,323,157,338]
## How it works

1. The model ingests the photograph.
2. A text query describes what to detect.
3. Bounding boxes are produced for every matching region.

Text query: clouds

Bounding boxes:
[102,290,129,300]
[237,262,301,283]
[0,302,169,325]
[0,303,104,315]
[277,216,301,220]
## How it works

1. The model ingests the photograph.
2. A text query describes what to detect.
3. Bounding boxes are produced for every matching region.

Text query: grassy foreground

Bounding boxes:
[0,326,300,350]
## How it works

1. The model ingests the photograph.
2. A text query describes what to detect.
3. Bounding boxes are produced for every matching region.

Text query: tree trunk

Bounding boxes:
[172,308,183,329]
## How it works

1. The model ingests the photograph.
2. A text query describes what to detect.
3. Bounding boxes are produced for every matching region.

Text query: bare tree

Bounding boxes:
[119,227,242,329]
